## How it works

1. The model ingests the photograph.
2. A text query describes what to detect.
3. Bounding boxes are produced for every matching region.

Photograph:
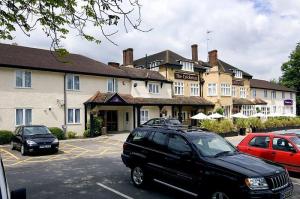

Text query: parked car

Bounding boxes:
[121,127,293,199]
[142,118,184,128]
[237,133,300,173]
[0,156,26,199]
[11,125,59,156]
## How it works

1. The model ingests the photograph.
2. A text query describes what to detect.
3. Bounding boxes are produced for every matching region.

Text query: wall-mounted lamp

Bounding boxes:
[134,83,138,87]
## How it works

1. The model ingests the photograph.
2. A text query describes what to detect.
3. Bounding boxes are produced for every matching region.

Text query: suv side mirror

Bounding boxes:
[11,188,26,199]
[289,148,297,153]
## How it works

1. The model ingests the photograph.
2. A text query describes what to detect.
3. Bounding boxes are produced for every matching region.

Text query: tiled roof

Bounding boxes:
[0,43,168,82]
[133,50,209,70]
[233,98,256,105]
[218,60,252,78]
[250,79,295,92]
[85,92,214,106]
[252,98,268,105]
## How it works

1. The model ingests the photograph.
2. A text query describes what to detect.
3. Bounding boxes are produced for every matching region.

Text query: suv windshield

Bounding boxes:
[189,133,236,157]
[290,137,300,149]
[23,126,51,135]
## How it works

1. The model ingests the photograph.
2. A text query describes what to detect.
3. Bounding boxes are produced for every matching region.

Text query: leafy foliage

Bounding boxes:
[67,131,77,139]
[0,0,150,52]
[280,43,300,114]
[235,118,249,129]
[49,127,65,140]
[200,119,234,133]
[0,130,13,145]
[215,107,224,115]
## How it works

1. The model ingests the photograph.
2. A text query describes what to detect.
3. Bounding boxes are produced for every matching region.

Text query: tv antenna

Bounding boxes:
[206,30,213,60]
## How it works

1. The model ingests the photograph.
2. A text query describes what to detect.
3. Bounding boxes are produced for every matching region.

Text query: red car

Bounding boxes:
[237,133,300,173]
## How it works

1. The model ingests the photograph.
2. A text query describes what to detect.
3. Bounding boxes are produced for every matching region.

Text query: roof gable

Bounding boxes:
[250,79,295,92]
[218,59,252,78]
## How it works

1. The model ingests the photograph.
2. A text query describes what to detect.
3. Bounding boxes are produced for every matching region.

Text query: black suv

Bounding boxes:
[121,127,293,199]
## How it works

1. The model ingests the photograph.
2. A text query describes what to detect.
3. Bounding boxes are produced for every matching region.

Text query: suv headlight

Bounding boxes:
[52,138,59,144]
[245,178,269,190]
[26,140,37,145]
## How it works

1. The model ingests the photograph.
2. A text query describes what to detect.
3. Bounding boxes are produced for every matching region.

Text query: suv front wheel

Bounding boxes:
[131,166,147,187]
[211,191,231,199]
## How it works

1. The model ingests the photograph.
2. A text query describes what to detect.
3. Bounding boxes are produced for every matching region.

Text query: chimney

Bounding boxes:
[123,48,134,67]
[123,50,127,66]
[208,50,218,66]
[191,44,198,62]
[108,62,120,68]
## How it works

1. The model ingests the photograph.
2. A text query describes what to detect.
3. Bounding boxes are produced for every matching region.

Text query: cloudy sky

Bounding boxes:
[5,0,300,80]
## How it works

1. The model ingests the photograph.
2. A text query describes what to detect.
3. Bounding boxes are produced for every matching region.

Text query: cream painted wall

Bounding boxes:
[131,80,172,98]
[0,67,65,131]
[250,88,296,115]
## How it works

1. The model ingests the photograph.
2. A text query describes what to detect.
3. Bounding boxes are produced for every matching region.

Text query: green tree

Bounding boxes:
[279,43,300,115]
[0,0,149,54]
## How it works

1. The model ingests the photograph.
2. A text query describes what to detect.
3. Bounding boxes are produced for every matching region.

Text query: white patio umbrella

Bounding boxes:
[267,112,283,117]
[231,112,248,119]
[208,113,225,119]
[191,112,209,120]
[250,112,266,118]
[282,113,296,117]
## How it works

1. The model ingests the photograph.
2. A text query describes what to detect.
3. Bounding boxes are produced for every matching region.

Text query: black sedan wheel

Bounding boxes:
[131,166,147,187]
[211,191,230,199]
[11,141,15,150]
[21,145,27,156]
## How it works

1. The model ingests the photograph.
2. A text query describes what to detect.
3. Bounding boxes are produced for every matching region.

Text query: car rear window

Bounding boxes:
[127,129,148,143]
[151,132,168,147]
[249,136,270,148]
[290,137,300,149]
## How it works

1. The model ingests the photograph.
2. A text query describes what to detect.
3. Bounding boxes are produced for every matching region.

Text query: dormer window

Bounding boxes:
[233,69,243,78]
[149,61,160,71]
[180,61,194,72]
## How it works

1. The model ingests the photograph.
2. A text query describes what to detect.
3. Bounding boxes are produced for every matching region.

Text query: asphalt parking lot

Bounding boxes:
[1,135,300,199]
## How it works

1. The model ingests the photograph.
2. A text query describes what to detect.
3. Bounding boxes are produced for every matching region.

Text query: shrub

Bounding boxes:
[83,129,91,138]
[87,116,103,137]
[236,119,249,129]
[0,130,13,145]
[49,127,65,140]
[215,108,224,115]
[67,131,77,139]
[200,119,234,133]
[248,118,264,129]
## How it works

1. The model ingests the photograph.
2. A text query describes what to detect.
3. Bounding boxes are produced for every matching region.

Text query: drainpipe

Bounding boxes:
[63,73,67,133]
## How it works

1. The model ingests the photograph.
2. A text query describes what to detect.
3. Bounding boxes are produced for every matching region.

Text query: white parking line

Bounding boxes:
[96,182,134,199]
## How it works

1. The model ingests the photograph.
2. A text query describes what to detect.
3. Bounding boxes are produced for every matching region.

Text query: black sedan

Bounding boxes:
[11,125,59,155]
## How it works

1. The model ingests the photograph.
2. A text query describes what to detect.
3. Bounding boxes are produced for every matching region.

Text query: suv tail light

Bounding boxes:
[123,142,128,150]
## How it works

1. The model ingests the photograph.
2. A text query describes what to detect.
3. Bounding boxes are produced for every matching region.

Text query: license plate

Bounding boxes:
[39,145,51,149]
[281,188,293,199]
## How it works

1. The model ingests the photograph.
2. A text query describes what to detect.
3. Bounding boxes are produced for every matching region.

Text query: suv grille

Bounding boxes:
[267,172,289,191]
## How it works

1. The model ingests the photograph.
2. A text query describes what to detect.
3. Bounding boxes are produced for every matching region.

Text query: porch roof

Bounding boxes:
[85,91,214,106]
[233,98,256,105]
[252,98,268,105]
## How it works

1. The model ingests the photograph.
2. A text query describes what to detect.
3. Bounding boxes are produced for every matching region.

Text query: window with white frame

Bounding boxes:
[16,109,32,126]
[140,110,149,124]
[242,105,255,116]
[208,83,217,96]
[16,70,31,88]
[174,82,184,95]
[66,74,80,91]
[233,70,243,78]
[240,87,246,98]
[149,61,160,71]
[261,106,270,115]
[180,61,194,72]
[107,78,118,93]
[232,86,236,97]
[148,83,159,94]
[252,89,256,98]
[271,91,276,99]
[264,90,268,98]
[190,83,199,96]
[282,91,285,99]
[67,108,80,124]
[221,83,231,96]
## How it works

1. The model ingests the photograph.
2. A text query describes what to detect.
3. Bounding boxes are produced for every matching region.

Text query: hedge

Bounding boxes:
[49,127,65,140]
[0,130,13,145]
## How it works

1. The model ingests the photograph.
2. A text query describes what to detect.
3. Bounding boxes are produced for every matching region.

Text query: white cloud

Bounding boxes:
[5,0,300,80]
